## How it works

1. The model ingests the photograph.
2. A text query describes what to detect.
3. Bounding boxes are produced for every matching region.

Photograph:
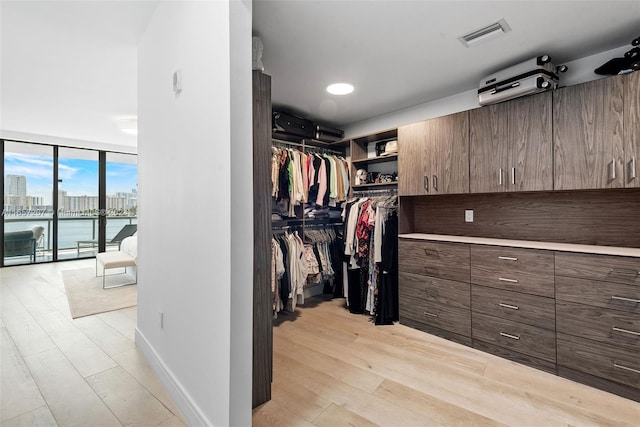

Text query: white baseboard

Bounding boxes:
[135,328,212,426]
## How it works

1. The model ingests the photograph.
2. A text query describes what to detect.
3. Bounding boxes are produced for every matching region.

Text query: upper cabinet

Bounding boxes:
[624,71,639,188]
[553,75,625,190]
[470,91,552,193]
[398,111,469,196]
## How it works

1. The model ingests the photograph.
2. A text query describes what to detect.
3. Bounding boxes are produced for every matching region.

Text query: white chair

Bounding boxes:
[95,235,137,289]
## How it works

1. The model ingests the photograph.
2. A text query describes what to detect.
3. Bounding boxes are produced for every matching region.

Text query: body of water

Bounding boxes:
[4,217,136,250]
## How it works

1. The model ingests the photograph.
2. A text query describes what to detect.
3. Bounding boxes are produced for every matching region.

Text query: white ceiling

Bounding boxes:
[0,1,638,148]
[254,0,640,129]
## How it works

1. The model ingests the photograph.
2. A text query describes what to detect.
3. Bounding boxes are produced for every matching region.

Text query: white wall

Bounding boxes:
[344,44,631,138]
[137,1,252,425]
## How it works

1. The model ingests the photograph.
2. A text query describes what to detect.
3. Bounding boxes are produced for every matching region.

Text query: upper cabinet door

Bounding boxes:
[624,71,640,188]
[554,76,624,190]
[430,111,469,195]
[470,103,508,193]
[398,121,429,196]
[508,91,553,192]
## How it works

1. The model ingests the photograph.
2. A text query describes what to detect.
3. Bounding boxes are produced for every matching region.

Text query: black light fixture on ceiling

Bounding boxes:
[458,18,511,47]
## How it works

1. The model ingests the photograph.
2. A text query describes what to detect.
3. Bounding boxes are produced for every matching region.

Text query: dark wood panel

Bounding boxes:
[399,317,473,346]
[556,300,640,351]
[471,285,555,330]
[399,293,471,337]
[555,252,640,286]
[398,239,470,282]
[472,312,556,362]
[557,333,640,389]
[398,122,429,196]
[625,71,640,188]
[431,111,469,195]
[472,340,557,375]
[558,366,640,403]
[470,245,554,297]
[405,188,640,248]
[399,272,470,310]
[253,71,272,408]
[556,275,640,314]
[553,76,625,190]
[470,103,507,194]
[508,91,553,192]
[398,197,415,234]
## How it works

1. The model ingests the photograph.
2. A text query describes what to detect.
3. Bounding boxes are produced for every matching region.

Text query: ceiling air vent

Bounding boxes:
[458,19,511,47]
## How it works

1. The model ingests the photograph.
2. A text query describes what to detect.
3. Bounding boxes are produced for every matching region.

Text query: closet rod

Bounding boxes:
[352,188,398,197]
[272,138,343,155]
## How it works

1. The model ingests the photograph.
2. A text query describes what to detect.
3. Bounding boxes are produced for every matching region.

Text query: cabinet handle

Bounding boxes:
[498,168,504,186]
[612,326,640,336]
[424,311,438,318]
[511,167,516,185]
[499,303,519,310]
[613,362,640,375]
[424,176,429,192]
[498,256,518,261]
[629,157,637,180]
[609,158,616,181]
[498,277,519,283]
[433,175,438,192]
[611,295,640,303]
[500,332,520,340]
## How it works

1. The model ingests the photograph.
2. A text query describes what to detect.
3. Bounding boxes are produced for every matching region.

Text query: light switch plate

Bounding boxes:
[465,210,474,222]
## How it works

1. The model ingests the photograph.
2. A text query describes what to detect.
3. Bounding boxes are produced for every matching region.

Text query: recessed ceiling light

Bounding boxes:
[326,82,354,95]
[115,116,138,135]
[459,18,511,47]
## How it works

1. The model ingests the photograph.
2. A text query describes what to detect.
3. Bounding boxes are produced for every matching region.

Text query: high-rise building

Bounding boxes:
[5,174,27,196]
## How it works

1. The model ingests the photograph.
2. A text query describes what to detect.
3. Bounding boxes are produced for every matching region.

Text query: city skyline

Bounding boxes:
[4,152,137,204]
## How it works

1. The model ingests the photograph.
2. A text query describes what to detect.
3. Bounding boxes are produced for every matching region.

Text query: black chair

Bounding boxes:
[76,224,137,256]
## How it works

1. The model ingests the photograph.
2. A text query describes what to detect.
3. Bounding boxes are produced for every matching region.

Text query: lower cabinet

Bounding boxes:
[398,238,640,402]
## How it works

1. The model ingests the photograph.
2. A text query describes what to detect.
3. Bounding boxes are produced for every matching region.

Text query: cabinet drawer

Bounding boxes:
[557,333,640,389]
[399,272,470,310]
[399,240,470,282]
[556,275,640,314]
[470,245,554,297]
[471,285,555,330]
[555,252,640,286]
[399,293,471,337]
[472,312,556,362]
[556,300,640,351]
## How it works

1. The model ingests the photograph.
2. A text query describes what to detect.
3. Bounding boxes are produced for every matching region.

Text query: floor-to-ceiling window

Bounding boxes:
[1,139,137,266]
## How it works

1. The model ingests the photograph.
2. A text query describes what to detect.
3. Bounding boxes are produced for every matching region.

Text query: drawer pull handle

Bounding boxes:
[499,303,519,310]
[500,332,520,340]
[613,362,640,375]
[609,268,640,276]
[612,327,640,336]
[498,277,519,283]
[498,256,518,261]
[611,295,640,304]
[424,311,438,318]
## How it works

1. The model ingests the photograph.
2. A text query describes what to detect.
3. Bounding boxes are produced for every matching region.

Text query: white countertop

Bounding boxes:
[398,233,640,258]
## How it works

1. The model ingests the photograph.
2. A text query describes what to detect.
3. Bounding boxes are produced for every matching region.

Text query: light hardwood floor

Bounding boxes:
[0,259,186,427]
[253,296,640,427]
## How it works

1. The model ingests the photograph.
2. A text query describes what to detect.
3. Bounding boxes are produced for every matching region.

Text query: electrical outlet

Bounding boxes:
[465,210,474,222]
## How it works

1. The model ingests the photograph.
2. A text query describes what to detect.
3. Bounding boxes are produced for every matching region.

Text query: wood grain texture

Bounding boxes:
[472,312,556,362]
[398,239,470,283]
[399,272,470,310]
[253,71,273,408]
[472,340,557,375]
[557,300,640,351]
[406,188,640,248]
[554,75,625,190]
[558,366,640,404]
[557,332,640,390]
[398,317,473,346]
[470,245,555,297]
[556,275,640,314]
[624,71,640,188]
[431,111,469,195]
[398,121,429,196]
[470,103,507,193]
[555,252,640,285]
[508,91,553,192]
[471,285,555,330]
[399,291,471,337]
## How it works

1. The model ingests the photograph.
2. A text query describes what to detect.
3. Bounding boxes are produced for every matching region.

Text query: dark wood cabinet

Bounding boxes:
[470,91,552,193]
[553,75,625,190]
[398,112,469,196]
[624,71,640,188]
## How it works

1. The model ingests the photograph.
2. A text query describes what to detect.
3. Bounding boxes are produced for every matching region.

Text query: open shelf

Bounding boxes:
[352,153,398,166]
